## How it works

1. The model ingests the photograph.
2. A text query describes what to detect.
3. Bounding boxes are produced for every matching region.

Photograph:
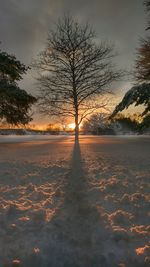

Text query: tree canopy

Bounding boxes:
[0,50,28,81]
[0,48,36,125]
[34,16,121,138]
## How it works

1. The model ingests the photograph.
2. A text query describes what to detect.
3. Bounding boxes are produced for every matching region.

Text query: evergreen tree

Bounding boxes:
[0,48,36,125]
[111,1,150,120]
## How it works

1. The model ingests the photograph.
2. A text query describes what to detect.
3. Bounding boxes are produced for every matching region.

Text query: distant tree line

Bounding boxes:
[82,113,150,135]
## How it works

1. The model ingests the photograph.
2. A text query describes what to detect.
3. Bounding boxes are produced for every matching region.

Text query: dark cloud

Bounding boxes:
[0,0,145,64]
[0,0,146,124]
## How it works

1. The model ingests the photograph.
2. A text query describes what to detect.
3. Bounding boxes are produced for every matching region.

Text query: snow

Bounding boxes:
[0,135,149,266]
[0,135,65,143]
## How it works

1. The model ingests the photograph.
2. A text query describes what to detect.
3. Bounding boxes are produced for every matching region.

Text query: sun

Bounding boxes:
[68,123,82,130]
[68,123,76,130]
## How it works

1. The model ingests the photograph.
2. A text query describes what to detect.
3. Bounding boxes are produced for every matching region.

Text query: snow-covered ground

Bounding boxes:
[0,134,66,143]
[0,135,149,267]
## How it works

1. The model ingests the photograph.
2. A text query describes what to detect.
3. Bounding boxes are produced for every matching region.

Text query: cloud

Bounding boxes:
[0,0,145,63]
[0,0,146,124]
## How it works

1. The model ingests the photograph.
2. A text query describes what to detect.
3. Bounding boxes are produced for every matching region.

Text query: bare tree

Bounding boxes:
[135,1,150,82]
[34,16,121,139]
[82,112,110,134]
[145,0,150,30]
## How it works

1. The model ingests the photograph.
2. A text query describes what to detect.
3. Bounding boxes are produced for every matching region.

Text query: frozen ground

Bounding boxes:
[0,135,149,267]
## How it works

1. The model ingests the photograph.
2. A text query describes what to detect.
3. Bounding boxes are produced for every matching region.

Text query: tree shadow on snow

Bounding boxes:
[37,138,110,267]
[20,139,148,267]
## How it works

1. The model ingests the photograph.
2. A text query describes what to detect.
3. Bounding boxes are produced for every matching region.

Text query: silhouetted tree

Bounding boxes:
[111,1,150,119]
[34,16,121,139]
[135,0,150,82]
[145,0,150,30]
[0,48,36,125]
[82,113,111,134]
[140,113,150,131]
[135,37,150,82]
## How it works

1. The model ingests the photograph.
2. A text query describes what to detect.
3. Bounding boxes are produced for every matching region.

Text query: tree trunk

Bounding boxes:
[75,112,79,140]
[73,82,79,140]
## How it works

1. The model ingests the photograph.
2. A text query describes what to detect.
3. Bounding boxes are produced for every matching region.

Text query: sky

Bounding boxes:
[0,0,146,126]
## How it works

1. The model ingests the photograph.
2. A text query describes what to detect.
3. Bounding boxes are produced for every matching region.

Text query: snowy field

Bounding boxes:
[0,135,149,267]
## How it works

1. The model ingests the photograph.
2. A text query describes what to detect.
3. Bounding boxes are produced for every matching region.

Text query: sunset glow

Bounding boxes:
[68,123,82,130]
[68,123,76,130]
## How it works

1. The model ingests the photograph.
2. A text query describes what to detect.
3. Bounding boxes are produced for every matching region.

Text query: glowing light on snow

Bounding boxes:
[12,259,21,265]
[18,216,30,221]
[33,248,40,254]
[135,245,150,255]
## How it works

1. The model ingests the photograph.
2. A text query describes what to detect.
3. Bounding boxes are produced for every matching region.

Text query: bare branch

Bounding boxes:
[33,15,122,137]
